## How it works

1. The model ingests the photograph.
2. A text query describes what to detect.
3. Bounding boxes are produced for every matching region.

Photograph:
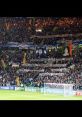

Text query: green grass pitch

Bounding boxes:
[0,90,82,100]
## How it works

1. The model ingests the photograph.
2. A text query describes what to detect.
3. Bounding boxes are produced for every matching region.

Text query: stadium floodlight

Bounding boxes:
[43,83,74,96]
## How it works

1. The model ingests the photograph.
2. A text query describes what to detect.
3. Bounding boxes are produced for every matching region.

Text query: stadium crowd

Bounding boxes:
[0,17,82,43]
[0,17,82,90]
[0,47,82,90]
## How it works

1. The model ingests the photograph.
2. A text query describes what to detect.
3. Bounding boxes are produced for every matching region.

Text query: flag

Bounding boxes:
[68,40,72,57]
[22,52,27,64]
[16,77,20,86]
[1,59,6,69]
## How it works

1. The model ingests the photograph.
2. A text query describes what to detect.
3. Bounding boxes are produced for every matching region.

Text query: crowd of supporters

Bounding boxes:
[0,17,82,42]
[0,46,82,90]
[0,17,82,90]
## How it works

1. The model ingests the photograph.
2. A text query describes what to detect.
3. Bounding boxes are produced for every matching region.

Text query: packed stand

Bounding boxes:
[0,17,82,90]
[1,17,82,43]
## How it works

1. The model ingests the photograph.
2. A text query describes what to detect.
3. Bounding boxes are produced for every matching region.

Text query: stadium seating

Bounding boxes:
[0,17,82,90]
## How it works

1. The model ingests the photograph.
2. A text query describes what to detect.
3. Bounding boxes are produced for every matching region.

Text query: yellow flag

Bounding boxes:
[22,52,27,64]
[16,77,20,86]
[1,59,6,69]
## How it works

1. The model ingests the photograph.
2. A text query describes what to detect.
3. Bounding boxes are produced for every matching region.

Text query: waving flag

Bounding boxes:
[68,40,73,57]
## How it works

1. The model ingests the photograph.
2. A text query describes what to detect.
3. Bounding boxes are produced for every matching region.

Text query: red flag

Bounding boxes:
[68,40,72,57]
